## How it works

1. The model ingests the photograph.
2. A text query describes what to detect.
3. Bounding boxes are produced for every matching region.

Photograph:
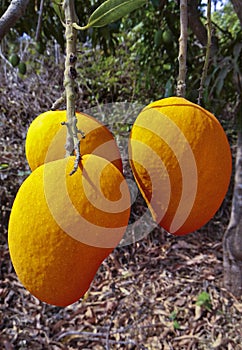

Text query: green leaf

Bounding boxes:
[196,291,212,310]
[52,0,64,22]
[233,42,242,61]
[151,0,160,7]
[164,78,173,97]
[83,0,146,29]
[0,163,9,170]
[169,310,177,321]
[196,291,210,303]
[173,320,180,330]
[215,65,231,96]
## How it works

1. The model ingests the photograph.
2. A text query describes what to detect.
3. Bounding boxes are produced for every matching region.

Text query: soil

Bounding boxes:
[0,57,241,350]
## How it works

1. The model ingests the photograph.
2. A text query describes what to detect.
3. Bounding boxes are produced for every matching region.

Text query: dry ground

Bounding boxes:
[0,57,242,350]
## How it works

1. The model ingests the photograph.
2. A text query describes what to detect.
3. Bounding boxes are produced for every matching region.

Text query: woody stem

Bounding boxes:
[197,0,212,105]
[176,0,188,98]
[63,0,80,175]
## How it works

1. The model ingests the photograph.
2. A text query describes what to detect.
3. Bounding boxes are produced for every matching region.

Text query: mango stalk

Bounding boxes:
[62,0,82,175]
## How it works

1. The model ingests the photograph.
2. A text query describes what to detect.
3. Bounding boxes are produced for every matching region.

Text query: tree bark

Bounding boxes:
[231,0,242,27]
[0,0,30,41]
[177,0,188,97]
[223,130,242,297]
[187,0,207,46]
[187,0,218,54]
[213,0,242,298]
[35,0,45,42]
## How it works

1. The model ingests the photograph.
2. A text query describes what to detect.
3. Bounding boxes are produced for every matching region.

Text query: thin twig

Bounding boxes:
[54,330,137,346]
[176,0,188,97]
[51,92,66,110]
[35,0,45,42]
[197,0,212,105]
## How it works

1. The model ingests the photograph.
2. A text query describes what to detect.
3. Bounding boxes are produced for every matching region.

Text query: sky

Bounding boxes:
[201,0,228,12]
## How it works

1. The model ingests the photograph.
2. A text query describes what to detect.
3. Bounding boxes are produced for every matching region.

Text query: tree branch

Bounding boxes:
[187,0,218,54]
[35,0,45,42]
[197,0,212,105]
[0,0,30,41]
[223,130,242,297]
[187,0,207,46]
[176,0,188,97]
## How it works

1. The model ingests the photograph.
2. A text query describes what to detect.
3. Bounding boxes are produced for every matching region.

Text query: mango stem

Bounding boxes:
[62,0,82,175]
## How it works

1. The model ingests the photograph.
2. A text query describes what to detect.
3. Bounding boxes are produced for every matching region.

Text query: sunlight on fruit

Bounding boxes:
[25,110,123,172]
[8,155,130,306]
[129,96,232,235]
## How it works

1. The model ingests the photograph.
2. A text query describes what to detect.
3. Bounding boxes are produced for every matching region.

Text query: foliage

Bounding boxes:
[169,310,181,330]
[0,0,146,54]
[203,1,242,116]
[212,1,241,37]
[122,1,180,99]
[196,291,212,311]
[121,0,241,116]
[79,0,146,29]
[76,39,150,104]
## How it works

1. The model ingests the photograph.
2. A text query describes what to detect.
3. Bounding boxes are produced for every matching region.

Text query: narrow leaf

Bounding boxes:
[0,163,9,170]
[83,0,146,29]
[233,42,242,61]
[52,0,64,21]
[173,320,180,330]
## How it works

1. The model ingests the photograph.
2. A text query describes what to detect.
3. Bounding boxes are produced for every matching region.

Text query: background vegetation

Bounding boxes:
[1,0,241,112]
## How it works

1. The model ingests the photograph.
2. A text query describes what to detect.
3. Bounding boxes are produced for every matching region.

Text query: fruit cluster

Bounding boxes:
[9,54,27,75]
[8,111,131,306]
[8,97,232,306]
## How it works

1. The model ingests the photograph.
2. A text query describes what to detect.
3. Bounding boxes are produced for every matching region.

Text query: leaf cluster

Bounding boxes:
[76,41,142,105]
[196,291,212,311]
[202,2,242,115]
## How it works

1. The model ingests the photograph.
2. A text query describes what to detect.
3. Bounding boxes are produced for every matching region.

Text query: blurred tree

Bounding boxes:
[222,0,242,298]
[0,0,30,41]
